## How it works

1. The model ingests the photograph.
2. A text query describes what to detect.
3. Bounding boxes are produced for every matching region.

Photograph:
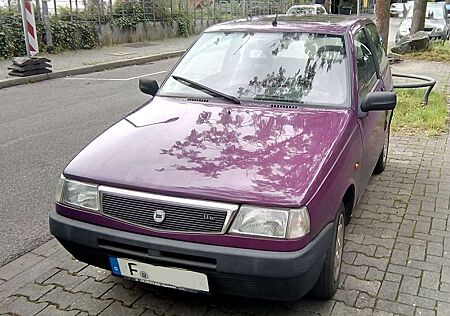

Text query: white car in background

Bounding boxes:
[286,4,328,15]
[390,3,406,17]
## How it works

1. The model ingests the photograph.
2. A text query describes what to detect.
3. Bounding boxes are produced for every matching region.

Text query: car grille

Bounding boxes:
[424,27,434,32]
[101,191,230,233]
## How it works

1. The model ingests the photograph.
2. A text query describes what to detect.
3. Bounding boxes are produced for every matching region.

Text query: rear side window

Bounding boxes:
[365,24,388,71]
[354,29,377,97]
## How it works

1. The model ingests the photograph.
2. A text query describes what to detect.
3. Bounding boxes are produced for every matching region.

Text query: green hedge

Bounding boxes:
[0,12,100,59]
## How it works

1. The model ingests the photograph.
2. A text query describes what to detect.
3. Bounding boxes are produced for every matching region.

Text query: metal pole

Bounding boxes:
[19,0,31,57]
[69,0,73,20]
[35,0,41,21]
[53,0,57,17]
[42,0,53,53]
[109,0,113,21]
[357,0,360,15]
[7,0,11,11]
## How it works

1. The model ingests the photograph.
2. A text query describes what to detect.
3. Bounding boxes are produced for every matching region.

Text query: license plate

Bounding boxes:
[108,257,209,293]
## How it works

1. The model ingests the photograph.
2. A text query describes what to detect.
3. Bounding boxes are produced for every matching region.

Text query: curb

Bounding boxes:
[0,50,185,90]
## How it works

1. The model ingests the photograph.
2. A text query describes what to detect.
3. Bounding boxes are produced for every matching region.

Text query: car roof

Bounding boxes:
[205,14,369,34]
[288,4,323,8]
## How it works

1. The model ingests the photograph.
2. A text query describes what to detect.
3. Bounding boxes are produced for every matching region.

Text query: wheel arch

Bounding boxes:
[342,184,356,225]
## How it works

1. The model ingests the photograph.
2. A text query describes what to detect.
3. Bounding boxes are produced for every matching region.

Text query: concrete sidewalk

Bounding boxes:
[0,36,197,89]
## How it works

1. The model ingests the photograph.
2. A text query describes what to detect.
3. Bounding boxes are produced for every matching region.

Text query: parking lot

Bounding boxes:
[1,57,450,315]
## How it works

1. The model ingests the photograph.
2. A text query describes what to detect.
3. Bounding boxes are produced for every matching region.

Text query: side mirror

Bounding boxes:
[361,91,397,112]
[139,79,159,96]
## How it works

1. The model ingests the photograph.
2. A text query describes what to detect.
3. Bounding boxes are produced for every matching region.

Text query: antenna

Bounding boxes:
[272,13,278,27]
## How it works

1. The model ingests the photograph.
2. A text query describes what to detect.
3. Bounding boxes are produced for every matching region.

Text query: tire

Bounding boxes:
[310,202,345,299]
[373,128,390,174]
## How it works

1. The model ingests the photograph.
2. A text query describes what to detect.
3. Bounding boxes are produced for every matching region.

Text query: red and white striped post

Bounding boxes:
[20,0,39,57]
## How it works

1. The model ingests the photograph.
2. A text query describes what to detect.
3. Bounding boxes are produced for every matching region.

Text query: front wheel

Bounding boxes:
[373,128,390,174]
[310,203,345,299]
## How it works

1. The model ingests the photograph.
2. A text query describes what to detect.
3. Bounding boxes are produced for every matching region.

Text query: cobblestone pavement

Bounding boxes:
[1,61,450,315]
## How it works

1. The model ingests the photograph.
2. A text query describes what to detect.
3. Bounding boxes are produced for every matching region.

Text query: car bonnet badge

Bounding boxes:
[153,210,166,223]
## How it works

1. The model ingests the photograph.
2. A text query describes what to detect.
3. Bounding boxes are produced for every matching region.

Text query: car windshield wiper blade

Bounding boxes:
[171,75,241,104]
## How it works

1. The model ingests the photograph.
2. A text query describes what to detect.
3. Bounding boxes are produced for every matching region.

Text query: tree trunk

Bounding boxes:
[324,0,331,13]
[410,0,427,34]
[375,0,390,52]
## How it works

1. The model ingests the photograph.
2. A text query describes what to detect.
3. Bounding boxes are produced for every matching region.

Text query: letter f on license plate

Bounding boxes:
[108,257,209,293]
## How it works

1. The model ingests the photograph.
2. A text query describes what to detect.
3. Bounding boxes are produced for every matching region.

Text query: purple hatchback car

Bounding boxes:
[50,15,396,301]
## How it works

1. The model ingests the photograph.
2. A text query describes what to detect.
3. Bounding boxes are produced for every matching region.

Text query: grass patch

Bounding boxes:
[391,88,448,136]
[403,41,450,62]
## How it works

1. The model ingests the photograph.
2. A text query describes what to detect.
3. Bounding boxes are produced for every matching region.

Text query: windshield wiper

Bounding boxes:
[171,75,240,104]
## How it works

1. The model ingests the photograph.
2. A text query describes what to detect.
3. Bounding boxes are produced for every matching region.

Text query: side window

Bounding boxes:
[365,23,389,71]
[354,29,377,97]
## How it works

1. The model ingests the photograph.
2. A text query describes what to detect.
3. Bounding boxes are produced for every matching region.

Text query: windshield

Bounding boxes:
[407,4,445,19]
[159,32,349,107]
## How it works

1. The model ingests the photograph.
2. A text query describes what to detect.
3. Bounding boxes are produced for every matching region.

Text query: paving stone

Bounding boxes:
[1,296,48,315]
[333,288,358,306]
[330,302,372,315]
[365,268,385,282]
[391,249,408,266]
[397,293,436,310]
[376,299,416,315]
[354,254,389,270]
[427,242,443,257]
[415,307,436,316]
[57,259,88,274]
[72,278,114,298]
[0,257,60,303]
[344,241,376,257]
[0,252,46,281]
[43,270,88,291]
[291,299,336,316]
[35,268,61,285]
[132,292,174,315]
[341,262,368,279]
[388,264,422,278]
[441,266,450,284]
[343,276,381,296]
[31,239,63,258]
[355,292,376,309]
[378,280,400,300]
[437,302,450,316]
[48,249,75,263]
[36,304,79,316]
[39,287,84,309]
[98,301,144,316]
[407,260,440,273]
[419,287,450,302]
[78,266,111,282]
[68,293,113,315]
[400,276,420,295]
[14,283,55,301]
[422,271,440,290]
[101,283,144,306]
[409,245,426,261]
[439,282,450,293]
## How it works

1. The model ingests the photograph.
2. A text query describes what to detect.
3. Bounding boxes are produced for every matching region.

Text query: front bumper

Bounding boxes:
[50,211,333,301]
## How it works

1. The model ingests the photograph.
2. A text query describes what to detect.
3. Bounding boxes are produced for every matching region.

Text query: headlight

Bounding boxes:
[435,27,443,32]
[56,175,100,211]
[229,205,310,239]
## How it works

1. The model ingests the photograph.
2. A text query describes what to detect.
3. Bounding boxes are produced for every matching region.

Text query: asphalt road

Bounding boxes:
[0,58,177,266]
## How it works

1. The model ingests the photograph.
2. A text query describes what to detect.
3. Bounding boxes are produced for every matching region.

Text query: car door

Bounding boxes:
[353,26,386,196]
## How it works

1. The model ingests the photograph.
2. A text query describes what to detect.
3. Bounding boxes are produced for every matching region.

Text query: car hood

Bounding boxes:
[64,97,352,206]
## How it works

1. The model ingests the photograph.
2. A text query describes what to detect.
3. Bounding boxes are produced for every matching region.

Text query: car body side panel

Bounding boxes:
[306,121,363,238]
